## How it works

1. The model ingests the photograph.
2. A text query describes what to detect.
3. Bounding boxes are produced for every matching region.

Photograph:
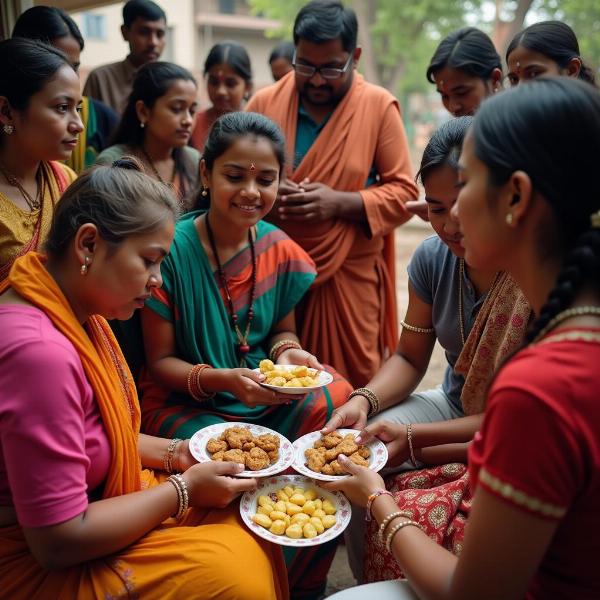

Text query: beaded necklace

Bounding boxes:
[138,146,175,185]
[205,214,257,366]
[531,306,600,344]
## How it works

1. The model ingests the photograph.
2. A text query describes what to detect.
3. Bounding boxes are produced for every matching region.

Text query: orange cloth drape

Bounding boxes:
[247,72,418,386]
[189,108,217,152]
[0,253,288,600]
[1,252,142,495]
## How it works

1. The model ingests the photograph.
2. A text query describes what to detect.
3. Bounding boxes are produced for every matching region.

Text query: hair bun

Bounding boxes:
[112,155,145,173]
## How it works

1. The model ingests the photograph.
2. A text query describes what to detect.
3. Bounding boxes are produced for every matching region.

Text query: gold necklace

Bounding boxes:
[0,163,41,211]
[139,146,175,185]
[532,306,600,344]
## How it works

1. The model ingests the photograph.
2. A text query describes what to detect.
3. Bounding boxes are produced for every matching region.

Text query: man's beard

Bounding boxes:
[299,84,337,106]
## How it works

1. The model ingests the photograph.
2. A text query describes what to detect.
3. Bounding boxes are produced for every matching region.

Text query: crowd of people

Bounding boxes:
[0,1,598,599]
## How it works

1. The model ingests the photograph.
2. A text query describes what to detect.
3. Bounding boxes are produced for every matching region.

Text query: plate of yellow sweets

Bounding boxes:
[254,359,333,395]
[239,474,351,547]
[189,422,294,477]
[291,429,389,482]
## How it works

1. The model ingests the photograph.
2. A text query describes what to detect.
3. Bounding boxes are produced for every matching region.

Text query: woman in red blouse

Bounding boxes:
[325,77,600,600]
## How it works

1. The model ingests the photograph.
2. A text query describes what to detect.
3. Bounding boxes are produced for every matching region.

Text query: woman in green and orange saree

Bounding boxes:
[140,112,351,599]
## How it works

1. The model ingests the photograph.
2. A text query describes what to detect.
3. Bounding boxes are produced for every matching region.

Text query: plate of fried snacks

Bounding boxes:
[189,423,294,477]
[240,474,351,547]
[291,429,389,482]
[254,359,333,395]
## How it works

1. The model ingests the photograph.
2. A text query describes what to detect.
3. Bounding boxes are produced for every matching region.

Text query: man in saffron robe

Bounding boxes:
[246,0,418,388]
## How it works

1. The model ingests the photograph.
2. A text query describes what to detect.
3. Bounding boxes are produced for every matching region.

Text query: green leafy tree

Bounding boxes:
[250,0,481,95]
[537,0,600,69]
[249,0,599,94]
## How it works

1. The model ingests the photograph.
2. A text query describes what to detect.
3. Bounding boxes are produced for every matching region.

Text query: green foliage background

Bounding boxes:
[249,0,599,96]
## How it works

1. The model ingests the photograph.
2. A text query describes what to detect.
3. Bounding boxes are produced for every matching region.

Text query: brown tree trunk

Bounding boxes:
[492,0,535,59]
[352,0,381,85]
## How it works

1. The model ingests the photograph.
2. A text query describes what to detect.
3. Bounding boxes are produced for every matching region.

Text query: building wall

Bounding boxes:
[73,0,284,108]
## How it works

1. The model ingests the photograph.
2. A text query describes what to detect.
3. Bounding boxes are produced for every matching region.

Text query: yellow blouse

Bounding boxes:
[0,162,76,280]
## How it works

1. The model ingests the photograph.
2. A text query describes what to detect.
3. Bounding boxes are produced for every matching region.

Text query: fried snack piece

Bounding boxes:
[208,426,280,469]
[348,452,369,467]
[357,446,371,459]
[291,365,308,377]
[206,438,228,454]
[284,378,303,387]
[328,460,347,475]
[255,433,279,452]
[305,448,327,473]
[246,447,270,470]
[259,359,275,373]
[222,448,246,464]
[259,360,320,387]
[338,433,360,455]
[306,431,370,475]
[320,463,334,476]
[223,427,253,449]
[316,433,343,449]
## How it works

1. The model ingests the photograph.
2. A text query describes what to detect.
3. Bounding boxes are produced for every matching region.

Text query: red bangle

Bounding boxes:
[187,363,214,401]
[365,489,393,521]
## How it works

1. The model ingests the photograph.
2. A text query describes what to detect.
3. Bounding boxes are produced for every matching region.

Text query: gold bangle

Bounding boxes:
[385,519,423,553]
[400,320,435,334]
[378,510,412,543]
[407,423,418,467]
[163,438,182,473]
[269,338,302,362]
[348,387,380,416]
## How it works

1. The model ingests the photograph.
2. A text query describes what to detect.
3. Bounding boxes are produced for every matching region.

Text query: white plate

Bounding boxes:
[239,474,351,547]
[253,365,333,395]
[291,428,389,482]
[189,422,293,478]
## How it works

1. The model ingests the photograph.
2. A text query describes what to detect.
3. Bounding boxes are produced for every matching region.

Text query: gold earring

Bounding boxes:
[3,124,14,135]
[80,256,90,275]
[506,213,513,225]
[201,187,208,197]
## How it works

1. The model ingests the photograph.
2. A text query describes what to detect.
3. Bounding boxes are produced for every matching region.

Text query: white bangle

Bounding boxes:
[385,519,423,552]
[167,473,189,519]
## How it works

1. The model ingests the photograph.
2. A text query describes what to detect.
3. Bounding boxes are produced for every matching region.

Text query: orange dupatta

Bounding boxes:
[1,252,141,496]
[247,73,417,385]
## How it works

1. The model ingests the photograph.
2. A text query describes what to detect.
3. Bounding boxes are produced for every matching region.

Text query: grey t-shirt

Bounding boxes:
[407,235,488,411]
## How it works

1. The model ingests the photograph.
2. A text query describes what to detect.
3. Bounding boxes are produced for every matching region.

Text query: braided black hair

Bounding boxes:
[471,77,600,343]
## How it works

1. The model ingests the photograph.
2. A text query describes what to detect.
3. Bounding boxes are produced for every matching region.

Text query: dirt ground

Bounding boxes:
[324,217,446,597]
